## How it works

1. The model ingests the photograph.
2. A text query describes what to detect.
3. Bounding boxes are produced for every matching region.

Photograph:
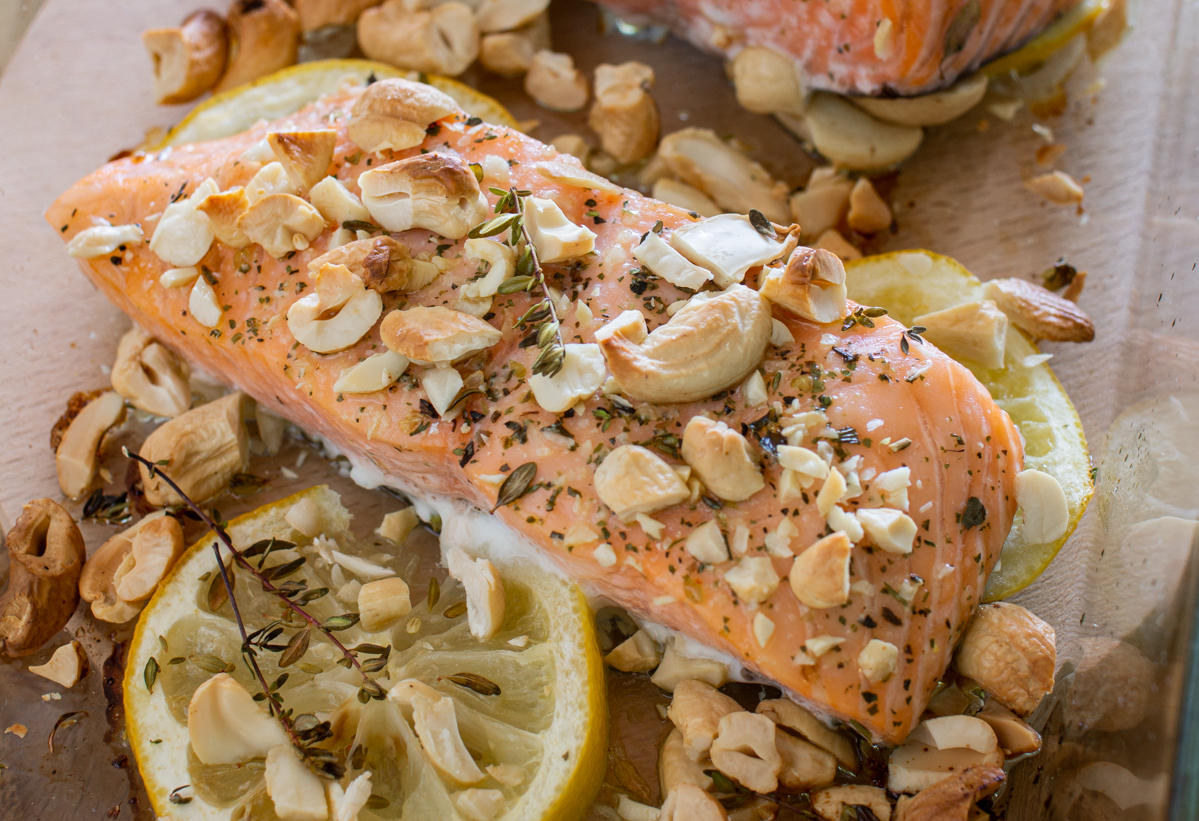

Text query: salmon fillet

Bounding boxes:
[595,0,1081,95]
[47,81,1021,742]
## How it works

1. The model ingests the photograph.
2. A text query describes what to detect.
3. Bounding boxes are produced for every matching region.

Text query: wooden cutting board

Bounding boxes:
[0,0,1195,818]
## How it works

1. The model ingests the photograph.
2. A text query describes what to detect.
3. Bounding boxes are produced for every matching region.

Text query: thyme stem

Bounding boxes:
[512,188,566,377]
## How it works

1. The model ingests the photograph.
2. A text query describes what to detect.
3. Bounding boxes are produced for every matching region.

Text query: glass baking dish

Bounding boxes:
[0,0,1196,818]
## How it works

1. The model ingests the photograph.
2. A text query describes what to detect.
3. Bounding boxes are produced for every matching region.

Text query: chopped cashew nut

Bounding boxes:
[633,231,712,291]
[776,728,837,790]
[813,785,892,821]
[892,765,1004,821]
[347,77,459,154]
[381,305,502,365]
[246,161,298,203]
[188,673,290,765]
[28,641,89,689]
[287,265,383,353]
[480,14,551,76]
[681,416,764,502]
[268,130,337,191]
[1015,468,1069,543]
[758,699,856,768]
[522,196,596,262]
[1025,170,1084,205]
[813,228,862,261]
[333,351,411,394]
[463,239,515,300]
[887,737,1004,795]
[358,1,479,77]
[778,445,830,482]
[724,556,779,605]
[238,193,325,257]
[976,701,1041,755]
[412,692,486,783]
[730,46,805,115]
[446,548,505,640]
[524,50,589,112]
[652,178,721,217]
[138,392,249,506]
[309,177,371,226]
[265,743,329,821]
[659,728,714,793]
[534,159,623,194]
[110,327,191,418]
[196,187,251,248]
[744,371,768,407]
[189,275,222,328]
[359,153,489,238]
[588,61,660,163]
[789,531,852,609]
[310,236,413,293]
[358,577,413,632]
[754,612,775,647]
[376,508,420,545]
[670,214,795,289]
[422,367,464,417]
[529,343,606,412]
[597,286,772,403]
[790,174,853,240]
[667,679,743,761]
[215,0,300,92]
[476,0,549,32]
[859,638,899,683]
[141,10,227,105]
[953,602,1056,716]
[846,177,893,234]
[710,711,783,794]
[55,391,125,499]
[982,277,1095,342]
[113,515,185,602]
[67,222,144,259]
[658,128,790,222]
[915,301,1009,369]
[593,445,690,519]
[605,629,662,673]
[910,715,999,754]
[685,521,729,564]
[150,177,218,266]
[760,247,849,324]
[651,638,729,692]
[816,468,847,517]
[856,507,917,554]
[660,782,728,821]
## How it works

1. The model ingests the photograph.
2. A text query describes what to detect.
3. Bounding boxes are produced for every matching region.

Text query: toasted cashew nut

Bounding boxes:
[760,247,848,324]
[287,265,384,353]
[28,641,89,689]
[54,390,125,499]
[659,728,714,794]
[660,782,728,821]
[588,61,660,163]
[597,286,771,404]
[348,77,459,153]
[593,444,690,520]
[813,785,893,821]
[525,50,589,112]
[789,531,852,608]
[359,153,489,238]
[667,679,744,761]
[139,392,249,506]
[114,515,185,603]
[358,1,479,77]
[710,711,782,794]
[381,305,501,365]
[111,327,191,418]
[982,277,1095,342]
[681,416,764,502]
[142,10,227,105]
[268,130,337,191]
[238,192,325,257]
[216,0,300,93]
[657,128,790,223]
[446,548,505,640]
[953,602,1056,716]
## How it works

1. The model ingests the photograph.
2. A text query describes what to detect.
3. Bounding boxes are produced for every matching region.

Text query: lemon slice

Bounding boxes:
[154,59,518,149]
[844,251,1093,600]
[982,0,1117,77]
[125,486,606,821]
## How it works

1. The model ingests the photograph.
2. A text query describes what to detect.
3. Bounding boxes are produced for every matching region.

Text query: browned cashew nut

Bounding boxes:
[142,9,228,105]
[894,765,1005,821]
[215,0,300,93]
[0,499,87,657]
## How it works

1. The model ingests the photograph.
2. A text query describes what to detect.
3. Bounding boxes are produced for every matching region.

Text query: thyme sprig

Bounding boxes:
[124,449,388,778]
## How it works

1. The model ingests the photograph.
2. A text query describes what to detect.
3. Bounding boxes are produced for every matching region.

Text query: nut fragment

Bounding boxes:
[914,301,1009,370]
[268,130,337,191]
[114,515,185,603]
[659,727,714,793]
[309,236,412,293]
[813,785,892,821]
[681,416,764,502]
[588,61,660,163]
[0,500,86,657]
[776,727,836,790]
[246,161,298,203]
[670,214,796,289]
[667,679,744,761]
[597,287,772,404]
[723,556,779,605]
[790,171,853,239]
[141,10,227,105]
[953,602,1056,716]
[308,177,370,228]
[892,765,1004,821]
[685,520,729,564]
[479,14,550,76]
[710,711,783,794]
[529,343,607,412]
[658,128,790,223]
[265,743,328,821]
[982,277,1095,342]
[1015,468,1069,543]
[522,195,597,263]
[525,50,589,112]
[604,629,662,673]
[846,177,893,234]
[358,577,413,632]
[813,228,862,261]
[976,701,1041,755]
[758,699,856,769]
[359,152,489,238]
[28,640,89,689]
[188,673,290,764]
[412,691,486,783]
[859,638,899,684]
[730,46,805,116]
[593,445,690,520]
[453,789,505,821]
[856,507,917,554]
[195,187,251,248]
[659,782,728,821]
[653,178,721,217]
[347,77,459,153]
[111,327,191,418]
[760,247,848,324]
[238,192,325,257]
[66,222,144,259]
[55,390,125,499]
[216,0,301,92]
[422,367,465,417]
[446,548,505,640]
[139,392,249,506]
[790,92,924,171]
[381,305,501,365]
[909,715,999,754]
[359,1,479,77]
[1025,170,1084,205]
[789,531,852,609]
[651,638,729,692]
[288,264,384,353]
[150,177,218,267]
[333,350,411,395]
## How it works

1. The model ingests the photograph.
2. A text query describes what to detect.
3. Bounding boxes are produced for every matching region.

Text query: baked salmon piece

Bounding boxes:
[48,79,1021,742]
[595,0,1081,95]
